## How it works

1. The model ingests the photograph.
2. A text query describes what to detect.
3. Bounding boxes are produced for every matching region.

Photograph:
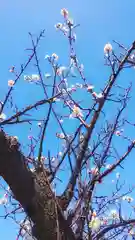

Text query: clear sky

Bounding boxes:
[1,0,135,239]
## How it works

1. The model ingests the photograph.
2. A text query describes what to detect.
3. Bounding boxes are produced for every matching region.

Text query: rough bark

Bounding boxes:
[0,130,76,240]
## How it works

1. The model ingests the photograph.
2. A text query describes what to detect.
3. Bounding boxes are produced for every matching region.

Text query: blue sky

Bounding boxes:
[1,0,135,239]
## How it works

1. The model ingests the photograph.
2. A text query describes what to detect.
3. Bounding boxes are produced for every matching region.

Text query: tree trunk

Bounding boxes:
[0,131,75,240]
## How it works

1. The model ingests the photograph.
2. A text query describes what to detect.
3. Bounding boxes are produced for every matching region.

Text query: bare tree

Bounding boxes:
[0,8,135,240]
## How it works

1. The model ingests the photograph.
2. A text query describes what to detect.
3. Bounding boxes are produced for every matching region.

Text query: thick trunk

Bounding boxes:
[0,131,75,240]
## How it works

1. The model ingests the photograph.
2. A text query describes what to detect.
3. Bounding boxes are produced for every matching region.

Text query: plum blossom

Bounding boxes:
[87,85,94,92]
[115,130,121,136]
[40,156,45,161]
[130,53,135,60]
[101,217,108,226]
[45,73,51,79]
[55,23,69,34]
[0,113,6,121]
[106,164,112,169]
[56,66,67,76]
[28,135,33,140]
[76,83,83,88]
[104,43,113,54]
[53,97,60,102]
[67,17,74,25]
[44,54,50,59]
[9,66,15,73]
[56,132,65,139]
[115,129,123,136]
[123,195,134,203]
[90,167,98,175]
[89,217,101,231]
[8,79,15,87]
[70,58,76,67]
[31,74,40,81]
[59,119,63,123]
[61,8,69,18]
[55,23,63,30]
[79,64,84,72]
[52,53,59,61]
[116,172,120,179]
[129,228,135,236]
[13,136,18,141]
[37,122,42,127]
[58,151,63,157]
[126,196,134,203]
[70,105,83,118]
[30,168,35,172]
[92,92,104,100]
[24,74,40,82]
[51,157,58,168]
[0,194,8,205]
[110,210,119,219]
[35,156,46,162]
[62,24,69,33]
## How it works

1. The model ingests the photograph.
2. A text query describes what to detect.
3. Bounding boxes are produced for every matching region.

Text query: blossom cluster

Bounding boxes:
[89,209,120,231]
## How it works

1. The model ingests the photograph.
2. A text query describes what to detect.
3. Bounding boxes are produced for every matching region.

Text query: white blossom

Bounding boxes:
[57,66,67,76]
[56,132,65,139]
[58,152,63,156]
[116,172,120,179]
[87,85,94,92]
[8,80,15,87]
[55,23,63,30]
[123,195,134,203]
[104,43,112,54]
[52,53,58,60]
[0,196,8,205]
[45,73,51,79]
[89,217,101,231]
[61,8,69,18]
[70,105,83,118]
[110,210,119,219]
[31,74,40,81]
[37,122,42,127]
[106,164,112,169]
[45,54,50,59]
[92,92,104,100]
[0,113,6,121]
[24,74,40,82]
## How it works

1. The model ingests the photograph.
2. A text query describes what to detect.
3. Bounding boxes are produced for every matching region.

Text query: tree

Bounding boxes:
[0,7,135,240]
